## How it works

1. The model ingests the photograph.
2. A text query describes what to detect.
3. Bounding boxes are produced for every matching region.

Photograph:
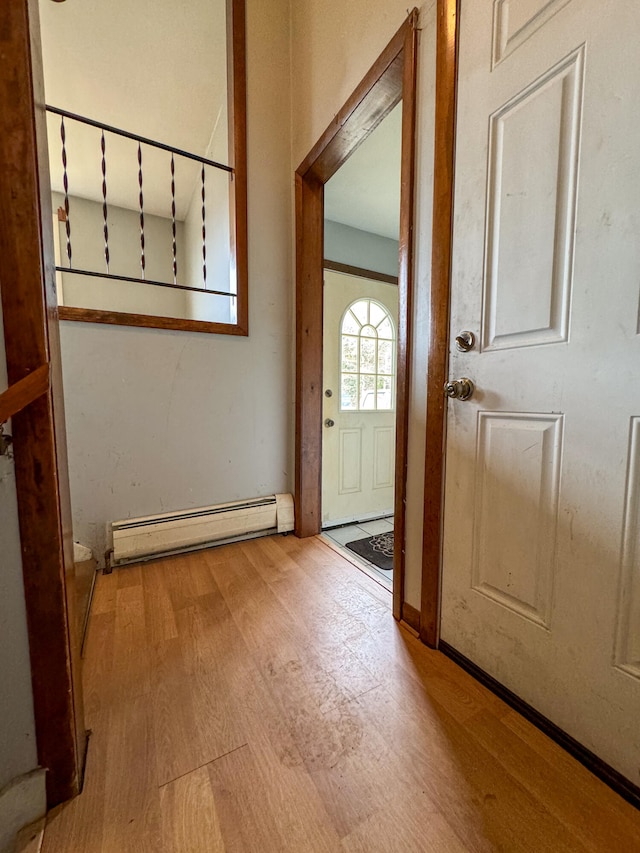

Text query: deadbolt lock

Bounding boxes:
[455,330,476,352]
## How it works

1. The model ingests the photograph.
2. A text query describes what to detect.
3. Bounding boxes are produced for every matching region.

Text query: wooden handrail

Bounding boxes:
[0,363,50,424]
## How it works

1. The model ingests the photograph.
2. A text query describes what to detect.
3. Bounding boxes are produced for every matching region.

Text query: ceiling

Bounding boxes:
[39,0,228,219]
[324,104,402,242]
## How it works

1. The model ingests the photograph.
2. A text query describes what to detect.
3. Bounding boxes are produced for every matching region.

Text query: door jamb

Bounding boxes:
[0,0,86,807]
[295,10,418,623]
[420,0,460,646]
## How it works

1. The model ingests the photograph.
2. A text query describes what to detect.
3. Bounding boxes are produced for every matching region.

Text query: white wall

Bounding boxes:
[183,168,233,324]
[0,304,46,851]
[59,0,293,562]
[52,192,188,319]
[324,220,399,278]
[292,0,437,609]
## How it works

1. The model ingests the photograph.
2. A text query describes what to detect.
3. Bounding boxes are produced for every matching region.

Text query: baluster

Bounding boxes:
[101,130,110,273]
[60,117,72,267]
[201,164,207,288]
[171,154,177,284]
[138,143,145,279]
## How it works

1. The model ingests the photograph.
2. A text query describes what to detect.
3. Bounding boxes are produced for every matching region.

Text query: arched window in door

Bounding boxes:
[340,298,396,411]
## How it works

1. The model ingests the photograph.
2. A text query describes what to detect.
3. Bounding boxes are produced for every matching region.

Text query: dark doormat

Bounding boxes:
[345,531,394,571]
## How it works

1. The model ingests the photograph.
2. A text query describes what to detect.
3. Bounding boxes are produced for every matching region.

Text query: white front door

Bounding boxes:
[441,0,640,781]
[322,269,398,527]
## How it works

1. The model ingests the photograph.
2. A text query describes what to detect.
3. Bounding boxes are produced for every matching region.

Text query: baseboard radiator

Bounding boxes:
[111,493,294,565]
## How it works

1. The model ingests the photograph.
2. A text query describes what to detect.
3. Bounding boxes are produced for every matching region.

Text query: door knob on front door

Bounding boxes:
[324,418,335,427]
[444,378,475,401]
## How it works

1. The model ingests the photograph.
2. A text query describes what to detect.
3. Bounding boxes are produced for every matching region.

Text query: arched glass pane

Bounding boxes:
[370,302,386,327]
[377,317,393,339]
[351,300,368,326]
[340,298,396,412]
[342,310,360,335]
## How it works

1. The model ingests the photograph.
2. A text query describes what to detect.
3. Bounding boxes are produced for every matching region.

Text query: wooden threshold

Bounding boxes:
[295,10,419,626]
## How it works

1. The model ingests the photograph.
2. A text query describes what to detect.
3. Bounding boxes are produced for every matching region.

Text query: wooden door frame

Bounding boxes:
[295,10,418,623]
[0,0,86,807]
[420,0,459,647]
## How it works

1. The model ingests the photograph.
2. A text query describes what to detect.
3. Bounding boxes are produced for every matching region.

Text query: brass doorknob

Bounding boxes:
[324,418,335,427]
[444,378,475,401]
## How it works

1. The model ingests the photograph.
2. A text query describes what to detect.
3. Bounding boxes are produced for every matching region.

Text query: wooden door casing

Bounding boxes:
[0,0,86,807]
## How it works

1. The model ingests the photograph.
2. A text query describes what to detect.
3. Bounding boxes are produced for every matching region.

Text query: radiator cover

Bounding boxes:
[111,493,294,564]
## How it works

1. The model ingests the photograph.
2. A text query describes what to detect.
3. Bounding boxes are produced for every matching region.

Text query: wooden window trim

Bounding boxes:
[295,11,419,624]
[323,259,399,285]
[57,0,249,336]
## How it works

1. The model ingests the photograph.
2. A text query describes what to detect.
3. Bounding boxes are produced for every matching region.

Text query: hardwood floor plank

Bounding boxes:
[240,535,300,583]
[465,708,640,852]
[333,685,587,853]
[89,570,117,615]
[101,696,161,853]
[141,561,178,645]
[174,589,248,760]
[206,549,378,716]
[501,707,640,839]
[207,743,341,852]
[341,810,470,853]
[149,637,205,787]
[43,536,640,852]
[159,766,225,853]
[280,533,392,609]
[81,611,115,721]
[113,582,151,703]
[41,714,108,853]
[115,564,143,589]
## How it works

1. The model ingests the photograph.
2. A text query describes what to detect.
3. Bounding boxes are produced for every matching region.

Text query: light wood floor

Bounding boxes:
[42,535,640,852]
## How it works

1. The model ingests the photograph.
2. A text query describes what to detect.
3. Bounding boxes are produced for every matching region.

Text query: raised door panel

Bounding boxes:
[472,413,563,628]
[338,428,362,495]
[615,417,640,679]
[483,48,583,352]
[373,426,394,490]
[492,0,574,66]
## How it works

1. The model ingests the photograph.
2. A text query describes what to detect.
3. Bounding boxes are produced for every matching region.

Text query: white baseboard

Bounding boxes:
[0,769,46,853]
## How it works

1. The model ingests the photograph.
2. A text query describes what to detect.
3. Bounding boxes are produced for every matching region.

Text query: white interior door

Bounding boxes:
[442,0,640,782]
[322,269,398,527]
